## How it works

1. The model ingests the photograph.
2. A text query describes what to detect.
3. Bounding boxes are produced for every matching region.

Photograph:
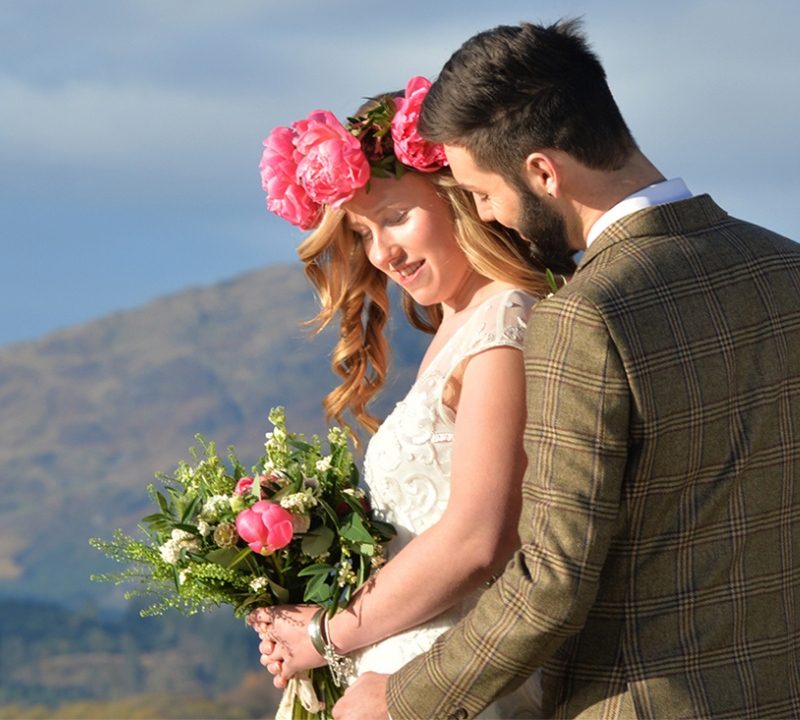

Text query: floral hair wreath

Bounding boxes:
[259,76,448,230]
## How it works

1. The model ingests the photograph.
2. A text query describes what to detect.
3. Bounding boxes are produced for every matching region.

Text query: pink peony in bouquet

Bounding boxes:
[91,406,394,719]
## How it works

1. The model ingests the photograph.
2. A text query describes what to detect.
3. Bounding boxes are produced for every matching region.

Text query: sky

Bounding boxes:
[1,0,798,347]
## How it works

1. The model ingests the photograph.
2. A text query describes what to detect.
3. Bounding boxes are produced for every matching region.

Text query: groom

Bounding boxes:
[333,19,800,720]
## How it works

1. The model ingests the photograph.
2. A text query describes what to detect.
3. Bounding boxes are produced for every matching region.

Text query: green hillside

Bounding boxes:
[0,263,427,607]
[0,263,428,716]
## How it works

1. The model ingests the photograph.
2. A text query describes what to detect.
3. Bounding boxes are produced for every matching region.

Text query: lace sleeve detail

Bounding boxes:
[450,289,537,369]
[432,289,537,421]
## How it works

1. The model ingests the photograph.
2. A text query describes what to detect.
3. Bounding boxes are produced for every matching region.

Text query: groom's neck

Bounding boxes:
[567,151,665,247]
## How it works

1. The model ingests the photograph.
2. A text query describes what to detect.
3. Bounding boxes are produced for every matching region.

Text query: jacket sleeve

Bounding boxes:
[386,292,631,720]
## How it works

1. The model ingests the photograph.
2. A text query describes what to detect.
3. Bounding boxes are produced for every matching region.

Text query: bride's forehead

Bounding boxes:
[345,174,437,218]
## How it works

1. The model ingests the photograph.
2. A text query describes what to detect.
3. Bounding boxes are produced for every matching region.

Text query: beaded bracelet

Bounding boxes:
[307,606,354,687]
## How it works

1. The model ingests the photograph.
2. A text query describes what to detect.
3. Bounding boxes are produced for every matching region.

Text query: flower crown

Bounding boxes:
[259,76,448,230]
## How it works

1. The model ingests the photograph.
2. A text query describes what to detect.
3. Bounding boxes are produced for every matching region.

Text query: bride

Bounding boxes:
[249,76,573,717]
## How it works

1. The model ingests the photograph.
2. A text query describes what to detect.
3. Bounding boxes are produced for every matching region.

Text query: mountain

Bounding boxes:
[0,263,428,607]
[0,596,282,715]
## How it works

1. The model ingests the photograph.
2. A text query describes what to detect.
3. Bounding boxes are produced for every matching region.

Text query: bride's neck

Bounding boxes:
[440,274,509,321]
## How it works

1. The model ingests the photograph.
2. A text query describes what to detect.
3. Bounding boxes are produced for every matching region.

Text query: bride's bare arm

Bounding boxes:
[251,344,526,680]
[332,344,527,643]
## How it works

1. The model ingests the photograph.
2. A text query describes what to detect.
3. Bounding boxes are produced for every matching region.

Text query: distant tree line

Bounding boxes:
[0,597,277,717]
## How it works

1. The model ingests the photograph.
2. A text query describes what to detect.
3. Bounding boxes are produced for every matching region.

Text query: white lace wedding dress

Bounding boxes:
[351,288,543,718]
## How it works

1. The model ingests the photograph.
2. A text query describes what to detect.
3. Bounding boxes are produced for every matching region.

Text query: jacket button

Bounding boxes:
[447,710,468,720]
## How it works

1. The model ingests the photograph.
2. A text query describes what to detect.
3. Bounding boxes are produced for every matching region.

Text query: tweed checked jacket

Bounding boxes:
[386,195,800,720]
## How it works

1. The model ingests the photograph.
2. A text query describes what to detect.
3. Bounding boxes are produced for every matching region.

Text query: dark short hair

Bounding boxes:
[420,19,638,178]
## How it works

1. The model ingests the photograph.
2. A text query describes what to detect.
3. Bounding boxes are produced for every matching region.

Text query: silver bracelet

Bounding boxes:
[321,610,355,688]
[307,606,327,658]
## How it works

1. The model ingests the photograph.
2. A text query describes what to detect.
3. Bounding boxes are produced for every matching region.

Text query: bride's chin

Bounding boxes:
[405,289,436,307]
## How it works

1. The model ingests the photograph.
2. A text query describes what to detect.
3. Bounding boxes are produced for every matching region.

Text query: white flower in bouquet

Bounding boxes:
[91,406,396,720]
[249,576,270,593]
[200,494,230,522]
[158,529,200,565]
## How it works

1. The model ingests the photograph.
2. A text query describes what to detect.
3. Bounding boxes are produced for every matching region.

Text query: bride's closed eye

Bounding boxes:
[383,209,410,226]
[350,208,409,246]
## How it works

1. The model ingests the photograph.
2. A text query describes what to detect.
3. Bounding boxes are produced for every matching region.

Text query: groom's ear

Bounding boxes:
[522,151,560,198]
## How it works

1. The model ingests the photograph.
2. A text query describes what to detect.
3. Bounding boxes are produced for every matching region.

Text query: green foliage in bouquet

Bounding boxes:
[91,407,395,718]
[91,407,394,619]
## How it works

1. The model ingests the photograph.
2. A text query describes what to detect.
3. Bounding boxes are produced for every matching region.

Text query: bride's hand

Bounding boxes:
[248,605,326,684]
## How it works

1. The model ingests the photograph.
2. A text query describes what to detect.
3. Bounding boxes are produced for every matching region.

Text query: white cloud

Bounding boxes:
[2,0,796,197]
[0,76,247,168]
[1,0,798,346]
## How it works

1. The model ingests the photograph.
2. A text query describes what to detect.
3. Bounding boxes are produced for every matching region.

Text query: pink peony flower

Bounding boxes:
[234,477,254,496]
[391,76,448,172]
[294,110,370,208]
[235,500,294,555]
[259,126,321,230]
[233,473,281,499]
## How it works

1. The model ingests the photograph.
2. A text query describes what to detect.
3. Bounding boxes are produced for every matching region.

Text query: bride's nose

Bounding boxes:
[368,232,402,269]
[474,196,496,223]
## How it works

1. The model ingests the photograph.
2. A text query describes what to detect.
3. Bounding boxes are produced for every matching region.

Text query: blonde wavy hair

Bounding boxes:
[297,168,556,438]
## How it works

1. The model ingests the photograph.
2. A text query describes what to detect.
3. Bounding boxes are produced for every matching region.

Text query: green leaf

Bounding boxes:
[205,547,249,568]
[141,513,165,524]
[268,579,290,604]
[156,491,170,514]
[545,268,559,293]
[303,572,333,604]
[370,520,396,539]
[267,485,293,503]
[180,495,201,524]
[144,518,171,533]
[297,563,333,579]
[316,496,339,526]
[301,526,335,558]
[289,438,315,453]
[339,513,373,544]
[329,583,344,611]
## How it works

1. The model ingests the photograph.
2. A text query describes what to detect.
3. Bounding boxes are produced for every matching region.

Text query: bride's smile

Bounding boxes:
[344,173,480,312]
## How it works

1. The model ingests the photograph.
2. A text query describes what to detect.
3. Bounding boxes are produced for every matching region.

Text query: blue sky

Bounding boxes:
[1,0,798,347]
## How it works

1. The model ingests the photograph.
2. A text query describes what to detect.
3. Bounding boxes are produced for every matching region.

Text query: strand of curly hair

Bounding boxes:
[297,207,436,438]
[295,172,569,441]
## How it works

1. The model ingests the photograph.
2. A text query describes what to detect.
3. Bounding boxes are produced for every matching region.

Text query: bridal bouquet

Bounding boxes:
[90,406,394,719]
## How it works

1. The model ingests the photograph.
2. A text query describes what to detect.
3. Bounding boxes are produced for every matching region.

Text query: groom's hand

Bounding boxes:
[332,672,390,720]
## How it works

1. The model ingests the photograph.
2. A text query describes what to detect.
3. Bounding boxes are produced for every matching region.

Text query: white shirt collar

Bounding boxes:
[585,177,693,247]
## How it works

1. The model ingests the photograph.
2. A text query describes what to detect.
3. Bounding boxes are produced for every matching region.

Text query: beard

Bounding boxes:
[513,182,576,274]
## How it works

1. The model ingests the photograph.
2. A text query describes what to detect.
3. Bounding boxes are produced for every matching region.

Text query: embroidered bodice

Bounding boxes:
[363,289,535,548]
[351,289,540,711]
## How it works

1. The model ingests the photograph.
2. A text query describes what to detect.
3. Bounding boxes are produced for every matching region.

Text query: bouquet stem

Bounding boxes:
[279,667,344,720]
